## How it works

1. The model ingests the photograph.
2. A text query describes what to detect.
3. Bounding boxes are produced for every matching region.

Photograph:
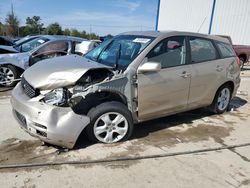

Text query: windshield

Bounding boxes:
[85,35,154,71]
[14,37,49,52]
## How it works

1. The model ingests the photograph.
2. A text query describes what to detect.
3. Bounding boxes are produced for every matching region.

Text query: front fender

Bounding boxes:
[0,53,29,70]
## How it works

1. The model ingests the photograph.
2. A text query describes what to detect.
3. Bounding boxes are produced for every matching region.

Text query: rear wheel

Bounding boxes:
[210,85,232,114]
[0,65,20,87]
[86,101,134,143]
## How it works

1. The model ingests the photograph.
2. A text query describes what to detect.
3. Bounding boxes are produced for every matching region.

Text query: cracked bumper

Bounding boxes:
[11,83,90,149]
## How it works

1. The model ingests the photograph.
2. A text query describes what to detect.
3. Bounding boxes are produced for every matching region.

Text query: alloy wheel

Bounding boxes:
[0,67,15,86]
[93,112,129,143]
[217,88,230,111]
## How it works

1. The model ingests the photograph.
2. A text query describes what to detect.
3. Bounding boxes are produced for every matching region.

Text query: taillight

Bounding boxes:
[236,57,241,68]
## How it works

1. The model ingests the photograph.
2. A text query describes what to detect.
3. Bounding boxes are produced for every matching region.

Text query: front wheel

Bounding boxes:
[86,101,134,144]
[210,85,232,114]
[0,65,20,87]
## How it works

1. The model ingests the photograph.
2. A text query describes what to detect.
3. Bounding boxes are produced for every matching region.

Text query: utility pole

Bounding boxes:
[11,3,14,16]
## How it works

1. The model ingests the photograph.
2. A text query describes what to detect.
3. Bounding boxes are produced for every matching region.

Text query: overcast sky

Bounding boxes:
[0,0,158,36]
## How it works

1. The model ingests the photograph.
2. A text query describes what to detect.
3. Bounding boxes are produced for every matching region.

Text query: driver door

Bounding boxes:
[29,40,69,66]
[137,36,192,121]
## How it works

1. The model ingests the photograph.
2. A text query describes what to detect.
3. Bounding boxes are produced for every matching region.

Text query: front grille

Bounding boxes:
[15,110,27,129]
[21,77,39,98]
[36,130,47,137]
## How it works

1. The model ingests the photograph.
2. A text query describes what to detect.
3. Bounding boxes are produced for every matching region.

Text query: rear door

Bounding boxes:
[187,36,225,109]
[137,36,192,121]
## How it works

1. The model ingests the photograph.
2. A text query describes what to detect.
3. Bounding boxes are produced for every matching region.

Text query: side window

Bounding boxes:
[30,41,69,66]
[189,37,217,63]
[216,42,235,58]
[147,36,186,68]
[35,41,69,55]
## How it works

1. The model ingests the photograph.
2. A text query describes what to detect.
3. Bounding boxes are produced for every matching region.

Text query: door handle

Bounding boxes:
[180,71,191,78]
[216,65,223,72]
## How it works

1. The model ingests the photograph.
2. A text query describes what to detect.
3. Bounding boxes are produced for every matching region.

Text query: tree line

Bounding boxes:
[0,6,110,40]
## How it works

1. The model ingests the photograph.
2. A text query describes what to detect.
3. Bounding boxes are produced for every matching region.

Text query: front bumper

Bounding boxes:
[11,83,90,149]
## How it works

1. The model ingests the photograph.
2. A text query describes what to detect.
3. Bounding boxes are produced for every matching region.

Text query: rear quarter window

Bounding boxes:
[216,42,235,58]
[189,37,217,63]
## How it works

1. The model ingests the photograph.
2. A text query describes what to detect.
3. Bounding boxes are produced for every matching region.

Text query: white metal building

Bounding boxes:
[156,0,250,45]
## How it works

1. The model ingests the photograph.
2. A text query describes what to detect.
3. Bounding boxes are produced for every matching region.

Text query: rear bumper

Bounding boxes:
[11,83,90,149]
[232,75,241,98]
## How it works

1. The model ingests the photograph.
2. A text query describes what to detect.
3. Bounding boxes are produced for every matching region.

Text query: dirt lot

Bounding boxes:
[0,67,250,188]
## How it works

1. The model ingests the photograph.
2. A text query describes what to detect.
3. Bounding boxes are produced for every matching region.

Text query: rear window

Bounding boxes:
[216,42,235,58]
[35,41,68,54]
[189,37,217,63]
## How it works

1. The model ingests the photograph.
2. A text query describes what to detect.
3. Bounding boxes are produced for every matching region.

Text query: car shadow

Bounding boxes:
[73,96,248,150]
[132,97,247,140]
[241,64,250,71]
[0,87,12,92]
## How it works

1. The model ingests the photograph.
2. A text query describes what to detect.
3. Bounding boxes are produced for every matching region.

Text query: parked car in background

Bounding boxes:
[0,35,86,86]
[100,36,112,42]
[74,40,101,55]
[218,35,250,68]
[0,36,14,46]
[11,31,241,148]
[12,37,22,43]
[0,35,42,54]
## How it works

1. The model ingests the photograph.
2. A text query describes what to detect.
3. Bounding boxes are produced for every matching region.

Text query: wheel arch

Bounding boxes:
[0,63,24,74]
[71,90,128,116]
[214,81,234,101]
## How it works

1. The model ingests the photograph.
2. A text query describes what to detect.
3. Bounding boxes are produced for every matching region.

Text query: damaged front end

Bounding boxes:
[11,55,136,148]
[39,66,118,110]
[11,32,154,147]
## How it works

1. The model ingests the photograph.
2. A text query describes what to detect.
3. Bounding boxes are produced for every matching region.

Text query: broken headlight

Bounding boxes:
[42,88,70,106]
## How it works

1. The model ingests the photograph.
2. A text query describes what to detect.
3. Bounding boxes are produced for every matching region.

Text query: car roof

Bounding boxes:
[119,31,229,43]
[42,35,87,42]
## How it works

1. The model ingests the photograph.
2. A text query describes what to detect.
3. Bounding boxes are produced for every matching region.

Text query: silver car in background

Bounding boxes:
[0,35,40,54]
[0,35,86,86]
[75,40,101,55]
[11,31,241,148]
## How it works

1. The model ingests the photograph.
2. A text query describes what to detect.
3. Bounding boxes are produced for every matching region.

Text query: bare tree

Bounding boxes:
[5,4,19,37]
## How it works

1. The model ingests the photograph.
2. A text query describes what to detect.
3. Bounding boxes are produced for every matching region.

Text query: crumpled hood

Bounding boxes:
[23,55,111,90]
[0,45,19,53]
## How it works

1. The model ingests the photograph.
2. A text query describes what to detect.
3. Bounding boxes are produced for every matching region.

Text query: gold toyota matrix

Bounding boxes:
[11,31,241,148]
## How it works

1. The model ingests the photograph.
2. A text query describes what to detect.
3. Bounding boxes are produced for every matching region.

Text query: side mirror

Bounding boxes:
[138,62,161,73]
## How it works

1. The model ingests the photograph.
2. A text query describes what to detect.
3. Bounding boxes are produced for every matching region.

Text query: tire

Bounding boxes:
[210,84,232,114]
[0,65,20,87]
[85,101,134,144]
